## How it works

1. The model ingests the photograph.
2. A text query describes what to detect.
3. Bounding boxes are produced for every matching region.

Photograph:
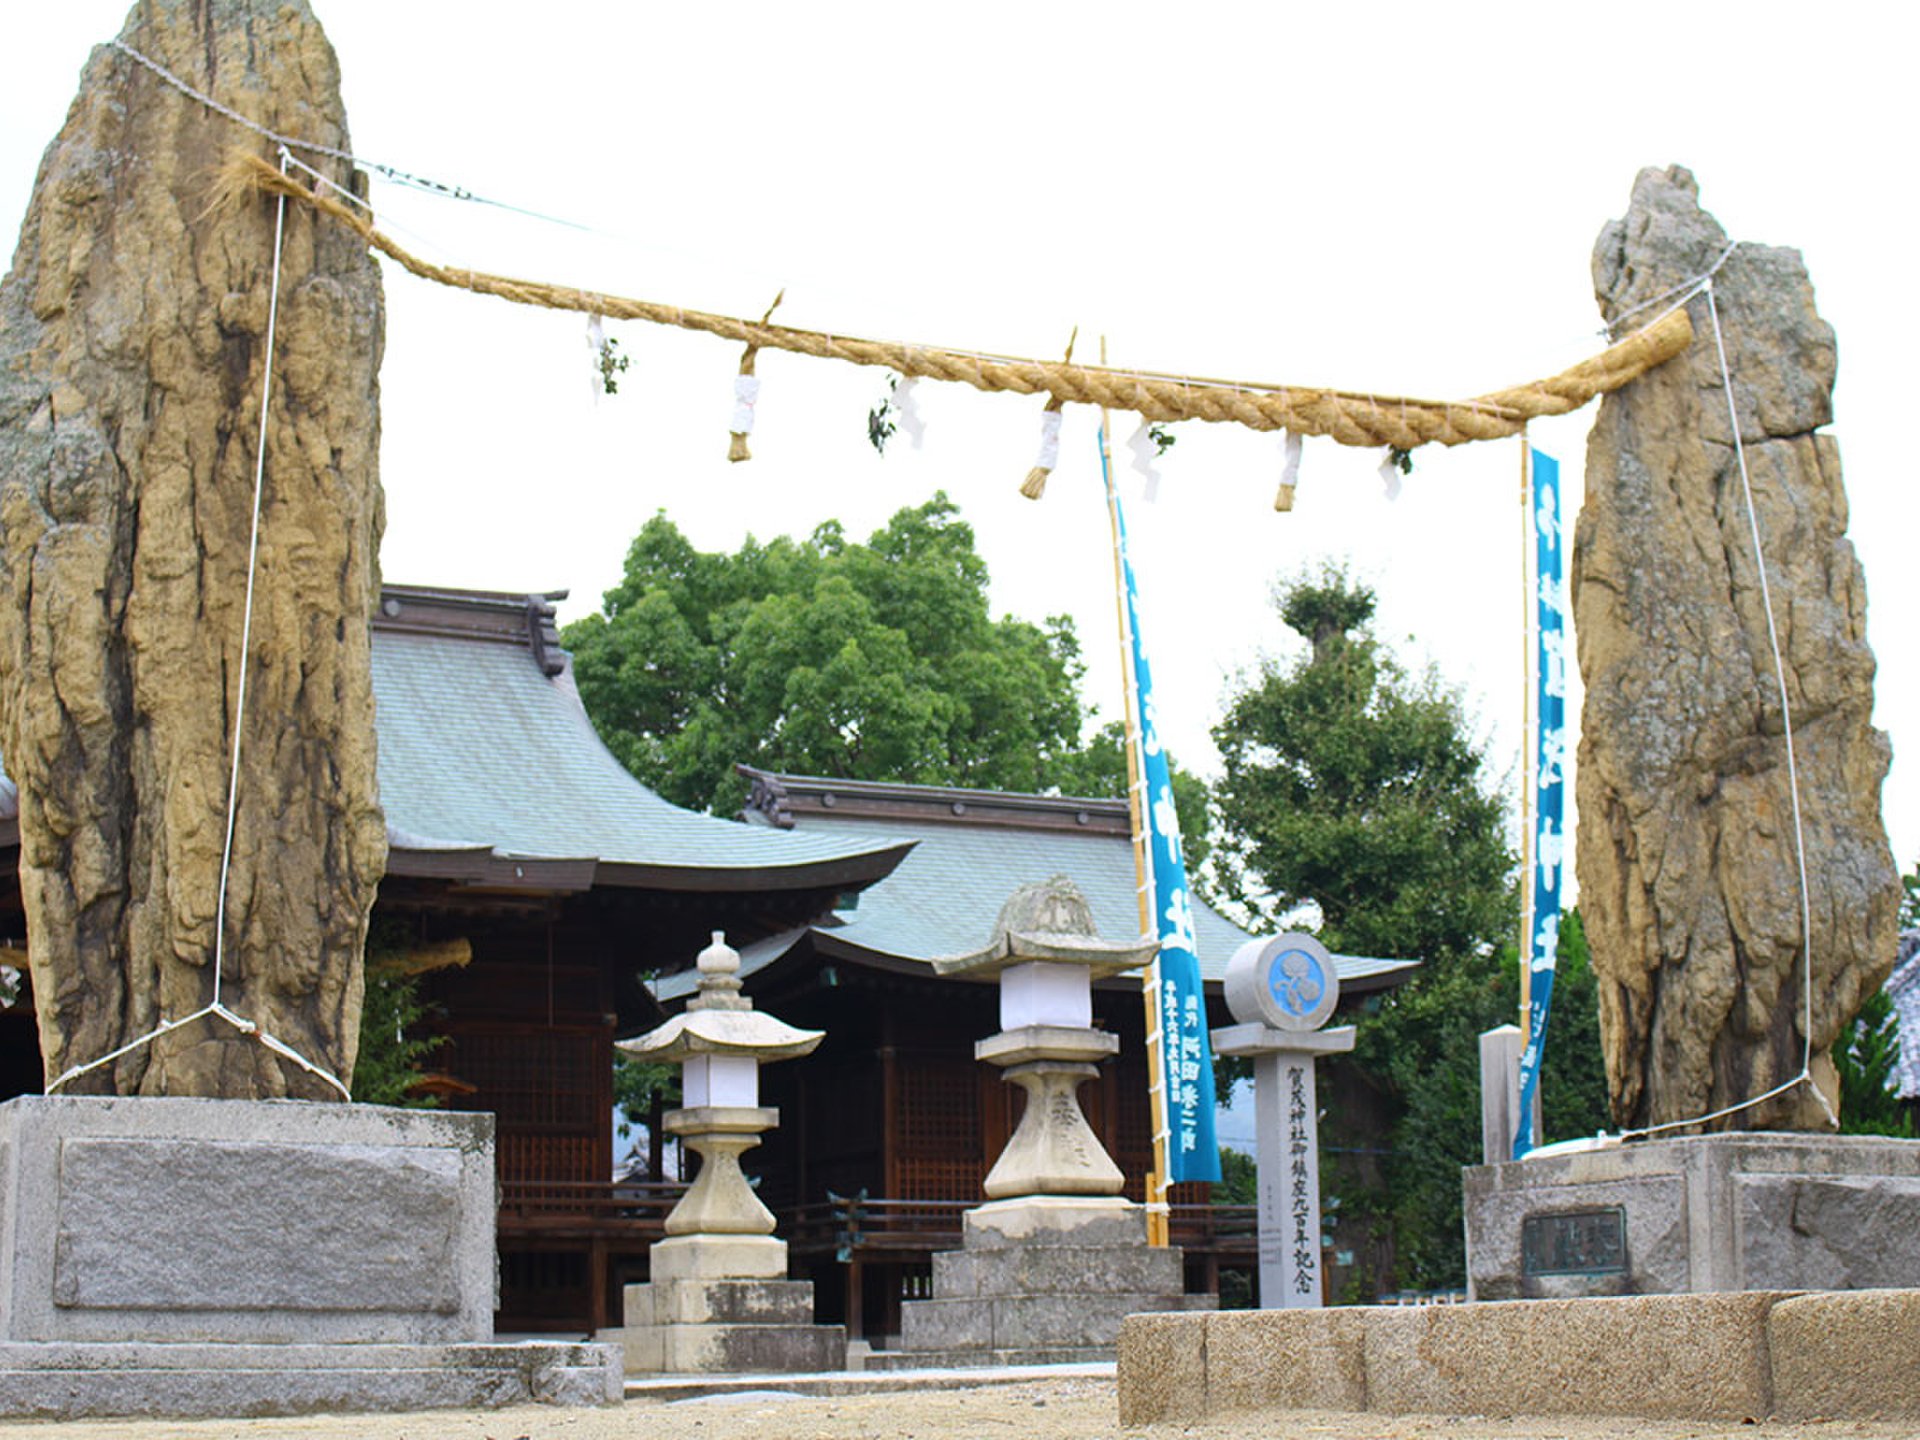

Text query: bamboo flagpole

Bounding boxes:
[1099,342,1173,1246]
[1518,434,1535,1035]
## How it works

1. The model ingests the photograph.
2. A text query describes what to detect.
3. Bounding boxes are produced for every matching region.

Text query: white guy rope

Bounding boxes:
[1617,273,1830,1140]
[110,37,593,231]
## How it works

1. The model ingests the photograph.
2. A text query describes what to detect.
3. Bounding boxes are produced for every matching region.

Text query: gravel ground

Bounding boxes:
[1,1375,1914,1440]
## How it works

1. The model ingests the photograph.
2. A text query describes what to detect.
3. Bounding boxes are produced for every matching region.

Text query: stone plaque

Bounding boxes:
[1521,1207,1626,1277]
[52,1137,461,1313]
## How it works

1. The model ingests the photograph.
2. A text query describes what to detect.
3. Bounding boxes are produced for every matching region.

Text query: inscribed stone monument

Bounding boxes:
[0,0,387,1096]
[1214,931,1354,1308]
[1574,165,1900,1130]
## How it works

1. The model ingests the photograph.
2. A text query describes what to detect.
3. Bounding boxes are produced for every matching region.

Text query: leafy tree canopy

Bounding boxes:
[564,494,1121,817]
[1211,566,1511,964]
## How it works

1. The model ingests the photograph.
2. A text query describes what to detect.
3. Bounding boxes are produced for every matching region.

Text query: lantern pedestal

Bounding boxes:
[978,1025,1125,1198]
[610,934,844,1375]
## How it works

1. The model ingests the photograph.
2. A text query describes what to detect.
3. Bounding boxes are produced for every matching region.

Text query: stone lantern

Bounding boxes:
[935,875,1156,1206]
[879,876,1211,1368]
[612,932,844,1374]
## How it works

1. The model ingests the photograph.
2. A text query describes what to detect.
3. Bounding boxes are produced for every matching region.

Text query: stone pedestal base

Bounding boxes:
[1464,1132,1920,1299]
[613,1234,845,1374]
[0,1096,622,1416]
[873,1197,1211,1369]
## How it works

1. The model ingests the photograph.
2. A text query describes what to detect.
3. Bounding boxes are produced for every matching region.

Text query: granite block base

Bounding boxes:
[0,1095,623,1416]
[1463,1132,1920,1299]
[616,1236,845,1374]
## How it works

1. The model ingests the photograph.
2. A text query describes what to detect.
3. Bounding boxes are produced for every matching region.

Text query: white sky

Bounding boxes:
[5,2,1916,893]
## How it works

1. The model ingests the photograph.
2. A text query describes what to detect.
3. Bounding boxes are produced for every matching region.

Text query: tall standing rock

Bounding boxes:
[0,0,386,1096]
[1574,166,1898,1131]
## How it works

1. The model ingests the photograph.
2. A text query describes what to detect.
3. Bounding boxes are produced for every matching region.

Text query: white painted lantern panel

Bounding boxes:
[681,1053,759,1108]
[1000,960,1092,1030]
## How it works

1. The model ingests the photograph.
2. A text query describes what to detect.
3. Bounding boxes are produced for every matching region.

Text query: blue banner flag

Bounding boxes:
[1514,449,1567,1159]
[1109,459,1222,1184]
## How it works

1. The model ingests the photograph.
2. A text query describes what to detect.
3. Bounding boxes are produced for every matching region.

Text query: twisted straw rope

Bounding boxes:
[219,151,1691,449]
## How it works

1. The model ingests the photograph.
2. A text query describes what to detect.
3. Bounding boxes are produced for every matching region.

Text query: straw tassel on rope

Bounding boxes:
[1022,331,1078,500]
[728,291,784,463]
[1274,430,1303,511]
[1022,397,1066,499]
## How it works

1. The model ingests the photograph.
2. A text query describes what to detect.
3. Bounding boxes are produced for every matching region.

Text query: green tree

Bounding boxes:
[565,495,1108,816]
[1833,989,1912,1137]
[1211,568,1511,959]
[1539,910,1611,1145]
[352,919,448,1107]
[1830,862,1918,1137]
[1211,565,1607,1295]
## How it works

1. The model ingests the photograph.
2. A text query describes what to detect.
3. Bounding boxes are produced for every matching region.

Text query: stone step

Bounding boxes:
[0,1341,620,1419]
[864,1345,1117,1371]
[899,1291,1211,1353]
[620,1320,847,1376]
[623,1277,819,1328]
[932,1243,1185,1298]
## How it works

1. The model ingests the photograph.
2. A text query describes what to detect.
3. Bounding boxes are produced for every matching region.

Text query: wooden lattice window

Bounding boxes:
[894,1056,982,1199]
[442,1022,610,1185]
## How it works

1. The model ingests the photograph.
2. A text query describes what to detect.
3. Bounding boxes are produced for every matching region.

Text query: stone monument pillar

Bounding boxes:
[0,0,387,1100]
[612,932,845,1374]
[1574,165,1899,1130]
[1213,932,1354,1309]
[876,877,1211,1368]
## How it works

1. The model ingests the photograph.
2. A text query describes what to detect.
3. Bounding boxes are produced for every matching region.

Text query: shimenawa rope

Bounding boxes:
[214,150,1693,453]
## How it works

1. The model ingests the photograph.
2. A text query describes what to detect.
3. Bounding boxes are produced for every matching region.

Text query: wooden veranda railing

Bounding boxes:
[783,1193,1258,1263]
[493,1181,1258,1331]
[498,1179,688,1237]
[498,1181,1257,1258]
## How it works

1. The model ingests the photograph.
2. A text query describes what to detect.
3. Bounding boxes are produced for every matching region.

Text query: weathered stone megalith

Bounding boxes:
[1574,165,1899,1130]
[0,0,386,1096]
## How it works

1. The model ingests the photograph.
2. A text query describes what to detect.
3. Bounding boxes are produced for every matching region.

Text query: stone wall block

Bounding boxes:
[651,1278,817,1327]
[952,1243,1184,1297]
[1364,1293,1780,1420]
[1116,1312,1206,1426]
[898,1296,989,1353]
[1769,1290,1920,1420]
[1203,1306,1367,1413]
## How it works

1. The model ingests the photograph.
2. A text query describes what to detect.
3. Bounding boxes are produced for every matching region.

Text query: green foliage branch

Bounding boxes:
[352,917,449,1107]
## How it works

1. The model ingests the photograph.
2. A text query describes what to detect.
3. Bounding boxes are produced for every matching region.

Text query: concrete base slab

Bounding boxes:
[0,1340,622,1419]
[624,1359,1115,1402]
[1119,1288,1920,1425]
